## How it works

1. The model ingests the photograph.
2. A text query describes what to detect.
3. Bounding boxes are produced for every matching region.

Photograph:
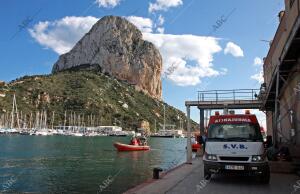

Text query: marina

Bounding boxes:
[0,126,130,137]
[0,95,186,138]
[0,126,186,138]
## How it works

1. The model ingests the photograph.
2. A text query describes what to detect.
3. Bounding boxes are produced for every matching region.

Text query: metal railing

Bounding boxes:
[197,89,260,103]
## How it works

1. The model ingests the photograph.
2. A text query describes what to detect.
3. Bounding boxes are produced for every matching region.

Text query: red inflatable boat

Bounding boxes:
[192,143,201,152]
[114,142,150,151]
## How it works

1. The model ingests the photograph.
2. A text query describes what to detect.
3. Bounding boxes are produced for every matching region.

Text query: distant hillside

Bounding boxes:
[0,70,197,131]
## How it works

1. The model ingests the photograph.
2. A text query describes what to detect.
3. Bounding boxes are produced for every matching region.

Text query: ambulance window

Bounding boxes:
[208,123,262,141]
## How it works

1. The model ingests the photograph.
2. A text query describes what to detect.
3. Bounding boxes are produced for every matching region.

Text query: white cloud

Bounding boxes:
[29,16,99,55]
[29,16,226,86]
[95,0,121,8]
[220,68,228,75]
[253,57,263,66]
[224,42,244,57]
[157,27,165,34]
[143,33,223,86]
[149,0,183,13]
[126,16,153,33]
[251,57,264,84]
[251,71,264,84]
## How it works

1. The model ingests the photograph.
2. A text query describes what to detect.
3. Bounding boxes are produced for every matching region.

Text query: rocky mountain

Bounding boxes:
[0,71,197,131]
[52,16,162,99]
[0,16,198,131]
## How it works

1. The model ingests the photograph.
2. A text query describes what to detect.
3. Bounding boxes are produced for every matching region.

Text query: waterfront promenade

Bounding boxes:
[125,157,300,194]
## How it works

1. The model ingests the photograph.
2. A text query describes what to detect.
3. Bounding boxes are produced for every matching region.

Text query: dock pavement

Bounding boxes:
[125,157,300,194]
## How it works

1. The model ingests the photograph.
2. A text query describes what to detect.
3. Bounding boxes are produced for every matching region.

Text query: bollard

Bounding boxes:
[153,167,163,179]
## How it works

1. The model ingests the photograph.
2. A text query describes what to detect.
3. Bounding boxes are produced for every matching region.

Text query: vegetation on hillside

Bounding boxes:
[0,70,198,131]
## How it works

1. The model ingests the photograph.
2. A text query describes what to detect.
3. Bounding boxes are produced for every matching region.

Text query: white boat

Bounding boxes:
[35,131,48,136]
[150,105,178,138]
[85,132,99,137]
[35,130,52,136]
[51,130,58,135]
[29,130,36,135]
[57,129,65,135]
[177,134,186,138]
[71,132,83,137]
[6,128,19,134]
[108,131,128,136]
[98,133,108,136]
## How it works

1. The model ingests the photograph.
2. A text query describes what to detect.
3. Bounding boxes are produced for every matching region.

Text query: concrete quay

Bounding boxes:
[125,158,300,194]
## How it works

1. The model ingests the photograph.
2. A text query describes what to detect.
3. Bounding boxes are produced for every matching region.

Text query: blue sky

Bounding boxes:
[0,0,284,125]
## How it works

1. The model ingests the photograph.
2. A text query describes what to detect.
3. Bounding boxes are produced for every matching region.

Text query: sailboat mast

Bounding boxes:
[23,113,27,129]
[14,95,20,130]
[29,112,32,129]
[64,111,67,131]
[163,105,166,131]
[51,111,55,130]
[44,111,47,129]
[10,94,15,129]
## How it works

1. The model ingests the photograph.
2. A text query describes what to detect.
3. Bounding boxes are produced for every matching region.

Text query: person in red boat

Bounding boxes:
[130,136,139,146]
[137,138,141,146]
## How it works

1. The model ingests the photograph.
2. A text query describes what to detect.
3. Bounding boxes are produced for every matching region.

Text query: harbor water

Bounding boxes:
[0,136,187,193]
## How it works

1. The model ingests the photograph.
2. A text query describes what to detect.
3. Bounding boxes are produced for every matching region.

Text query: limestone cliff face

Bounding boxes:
[52,16,162,99]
